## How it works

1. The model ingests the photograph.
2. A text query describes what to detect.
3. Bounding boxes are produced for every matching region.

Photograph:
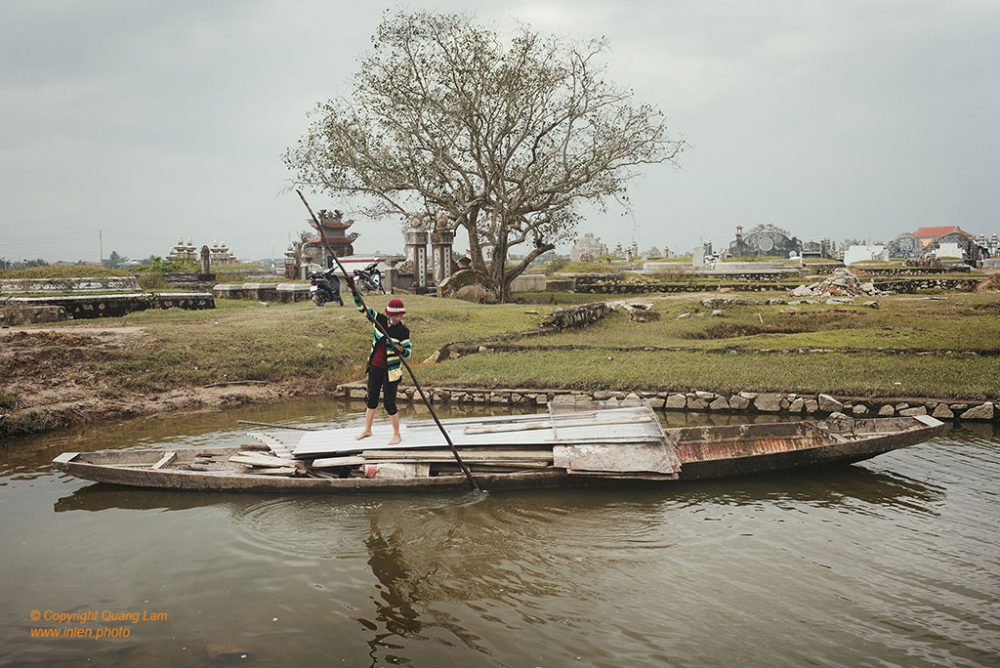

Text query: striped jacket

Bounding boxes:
[354,292,412,382]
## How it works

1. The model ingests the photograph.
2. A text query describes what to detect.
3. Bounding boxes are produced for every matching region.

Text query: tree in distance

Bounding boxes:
[286,10,685,301]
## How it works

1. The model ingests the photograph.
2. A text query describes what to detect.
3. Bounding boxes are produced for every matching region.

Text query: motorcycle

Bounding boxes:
[353,262,386,294]
[309,266,344,307]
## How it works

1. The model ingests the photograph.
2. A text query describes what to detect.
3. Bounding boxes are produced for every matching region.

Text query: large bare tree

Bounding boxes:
[285,11,684,301]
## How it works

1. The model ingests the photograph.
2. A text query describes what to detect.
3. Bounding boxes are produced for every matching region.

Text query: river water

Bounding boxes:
[1,400,998,667]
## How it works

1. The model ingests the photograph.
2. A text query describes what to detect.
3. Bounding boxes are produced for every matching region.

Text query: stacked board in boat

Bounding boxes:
[276,402,681,479]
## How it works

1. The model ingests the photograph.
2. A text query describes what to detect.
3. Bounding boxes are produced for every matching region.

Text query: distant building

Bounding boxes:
[570,233,609,262]
[303,209,359,267]
[208,241,235,264]
[843,245,888,265]
[914,226,974,248]
[728,224,802,258]
[887,233,922,260]
[166,239,197,262]
[801,239,834,259]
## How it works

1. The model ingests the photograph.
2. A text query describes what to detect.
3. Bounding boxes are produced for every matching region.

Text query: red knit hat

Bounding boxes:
[384,298,406,315]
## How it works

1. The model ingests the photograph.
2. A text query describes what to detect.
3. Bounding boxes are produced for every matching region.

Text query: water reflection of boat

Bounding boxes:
[50,400,946,494]
[51,463,942,514]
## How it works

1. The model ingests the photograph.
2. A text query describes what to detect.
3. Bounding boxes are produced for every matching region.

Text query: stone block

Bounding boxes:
[754,393,782,413]
[788,397,805,413]
[818,394,843,413]
[739,391,758,400]
[729,395,750,410]
[709,397,730,411]
[851,404,869,416]
[899,406,928,417]
[349,388,368,399]
[648,397,666,409]
[509,273,546,292]
[665,394,687,409]
[960,402,994,421]
[695,391,717,400]
[535,395,548,406]
[878,404,895,416]
[931,404,955,419]
[804,399,819,413]
[687,398,708,410]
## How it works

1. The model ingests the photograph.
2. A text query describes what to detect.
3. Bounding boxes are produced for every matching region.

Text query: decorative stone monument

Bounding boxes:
[431,211,455,285]
[405,213,429,292]
[199,245,212,278]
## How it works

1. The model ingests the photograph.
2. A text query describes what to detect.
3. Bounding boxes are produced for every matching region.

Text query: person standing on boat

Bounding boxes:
[353,289,412,445]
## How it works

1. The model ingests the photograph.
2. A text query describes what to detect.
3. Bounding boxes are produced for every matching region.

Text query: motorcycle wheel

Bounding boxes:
[312,292,328,307]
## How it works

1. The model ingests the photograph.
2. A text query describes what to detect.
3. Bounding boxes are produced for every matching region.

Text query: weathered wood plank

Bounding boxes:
[310,456,367,469]
[229,453,296,468]
[463,415,651,435]
[151,452,176,470]
[361,448,552,460]
[553,442,675,474]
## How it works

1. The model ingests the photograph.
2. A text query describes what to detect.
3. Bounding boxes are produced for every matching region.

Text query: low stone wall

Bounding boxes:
[859,266,972,276]
[576,279,799,294]
[1,305,68,325]
[5,293,215,319]
[333,382,998,423]
[872,278,980,293]
[540,302,614,329]
[509,273,546,292]
[571,276,980,295]
[214,283,310,301]
[0,276,140,294]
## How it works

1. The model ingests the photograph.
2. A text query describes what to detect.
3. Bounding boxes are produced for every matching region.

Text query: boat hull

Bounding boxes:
[51,416,945,493]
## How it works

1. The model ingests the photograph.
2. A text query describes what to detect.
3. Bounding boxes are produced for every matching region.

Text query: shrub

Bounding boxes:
[137,272,169,290]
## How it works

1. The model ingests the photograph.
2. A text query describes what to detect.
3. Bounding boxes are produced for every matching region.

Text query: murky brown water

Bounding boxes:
[1,400,998,667]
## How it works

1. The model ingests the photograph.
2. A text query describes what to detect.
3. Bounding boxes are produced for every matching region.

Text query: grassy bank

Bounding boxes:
[3,289,998,440]
[417,291,1000,400]
[97,296,557,392]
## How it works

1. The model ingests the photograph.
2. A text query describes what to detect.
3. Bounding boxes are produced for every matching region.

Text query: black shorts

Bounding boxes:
[365,366,399,415]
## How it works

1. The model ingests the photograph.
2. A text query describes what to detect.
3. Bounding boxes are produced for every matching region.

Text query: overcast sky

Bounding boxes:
[2,0,998,263]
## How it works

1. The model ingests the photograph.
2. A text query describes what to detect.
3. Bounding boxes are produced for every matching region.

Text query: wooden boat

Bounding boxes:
[51,401,946,493]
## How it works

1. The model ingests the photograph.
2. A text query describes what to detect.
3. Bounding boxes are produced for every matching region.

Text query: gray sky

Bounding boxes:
[2,0,998,263]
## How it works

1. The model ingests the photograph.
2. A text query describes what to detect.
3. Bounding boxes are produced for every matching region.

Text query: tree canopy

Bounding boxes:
[286,11,684,299]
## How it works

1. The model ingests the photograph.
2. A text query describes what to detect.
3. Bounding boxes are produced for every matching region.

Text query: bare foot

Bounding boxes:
[355,431,373,441]
[387,434,401,445]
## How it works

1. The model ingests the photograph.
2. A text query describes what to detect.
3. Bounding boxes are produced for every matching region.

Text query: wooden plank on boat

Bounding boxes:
[566,469,679,481]
[463,415,651,435]
[361,448,552,461]
[553,442,675,474]
[251,466,298,476]
[229,453,296,468]
[310,456,367,469]
[151,451,176,470]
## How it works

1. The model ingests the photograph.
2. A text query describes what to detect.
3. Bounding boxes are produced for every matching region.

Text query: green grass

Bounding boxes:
[416,348,1000,399]
[410,291,1000,399]
[503,294,1000,353]
[90,296,557,393]
[0,266,133,279]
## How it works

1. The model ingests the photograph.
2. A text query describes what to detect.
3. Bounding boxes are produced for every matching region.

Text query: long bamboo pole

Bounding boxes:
[296,190,480,491]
